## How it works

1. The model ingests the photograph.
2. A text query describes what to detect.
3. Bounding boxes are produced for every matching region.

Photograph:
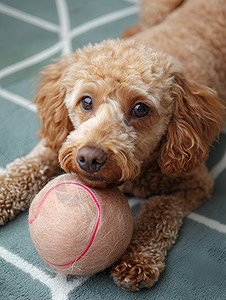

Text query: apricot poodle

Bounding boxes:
[1,0,225,291]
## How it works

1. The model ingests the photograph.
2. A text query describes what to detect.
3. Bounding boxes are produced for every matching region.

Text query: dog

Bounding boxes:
[0,0,225,291]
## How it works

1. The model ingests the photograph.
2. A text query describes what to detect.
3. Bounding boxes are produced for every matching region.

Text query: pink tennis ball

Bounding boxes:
[29,174,133,275]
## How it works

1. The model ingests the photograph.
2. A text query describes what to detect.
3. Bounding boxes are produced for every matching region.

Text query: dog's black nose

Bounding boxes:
[76,146,107,174]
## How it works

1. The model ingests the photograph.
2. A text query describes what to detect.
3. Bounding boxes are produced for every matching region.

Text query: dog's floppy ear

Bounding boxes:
[34,56,73,151]
[158,73,224,177]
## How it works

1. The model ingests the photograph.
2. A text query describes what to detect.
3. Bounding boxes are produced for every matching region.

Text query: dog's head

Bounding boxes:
[35,39,224,188]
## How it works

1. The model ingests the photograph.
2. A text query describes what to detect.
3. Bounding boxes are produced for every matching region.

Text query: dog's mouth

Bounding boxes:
[74,172,123,189]
[84,175,105,182]
[70,172,104,182]
[85,175,122,188]
[69,171,108,188]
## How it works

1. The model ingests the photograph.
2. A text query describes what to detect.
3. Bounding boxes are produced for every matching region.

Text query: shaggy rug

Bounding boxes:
[0,1,225,299]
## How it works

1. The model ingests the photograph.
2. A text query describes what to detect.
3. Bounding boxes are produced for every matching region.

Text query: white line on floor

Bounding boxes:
[188,212,226,233]
[0,41,63,80]
[0,246,91,300]
[210,147,226,180]
[0,87,36,113]
[55,0,72,54]
[0,3,59,33]
[70,6,139,39]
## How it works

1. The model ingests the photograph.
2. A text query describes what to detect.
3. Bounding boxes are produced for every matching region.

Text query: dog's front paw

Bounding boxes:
[111,249,165,291]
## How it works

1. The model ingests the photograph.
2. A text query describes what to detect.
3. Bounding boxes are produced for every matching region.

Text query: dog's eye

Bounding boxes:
[81,96,93,111]
[132,103,149,118]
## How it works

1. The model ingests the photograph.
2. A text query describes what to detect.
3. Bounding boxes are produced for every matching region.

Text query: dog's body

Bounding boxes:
[127,0,226,100]
[0,0,225,291]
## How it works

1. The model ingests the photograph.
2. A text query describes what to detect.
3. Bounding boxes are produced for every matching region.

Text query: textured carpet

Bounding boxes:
[0,1,225,299]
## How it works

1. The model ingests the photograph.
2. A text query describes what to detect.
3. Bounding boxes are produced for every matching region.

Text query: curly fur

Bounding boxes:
[0,140,59,225]
[158,78,224,176]
[35,39,224,187]
[1,0,225,291]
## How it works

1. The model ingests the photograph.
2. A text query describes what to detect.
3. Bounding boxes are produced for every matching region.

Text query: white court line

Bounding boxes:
[0,41,63,80]
[0,246,90,300]
[0,5,138,80]
[188,213,226,233]
[124,0,140,4]
[210,147,226,181]
[0,3,59,33]
[55,0,72,54]
[70,5,139,39]
[0,167,5,175]
[0,87,36,113]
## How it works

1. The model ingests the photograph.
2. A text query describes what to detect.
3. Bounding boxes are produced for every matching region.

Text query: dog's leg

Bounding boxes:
[111,164,213,291]
[0,140,59,225]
